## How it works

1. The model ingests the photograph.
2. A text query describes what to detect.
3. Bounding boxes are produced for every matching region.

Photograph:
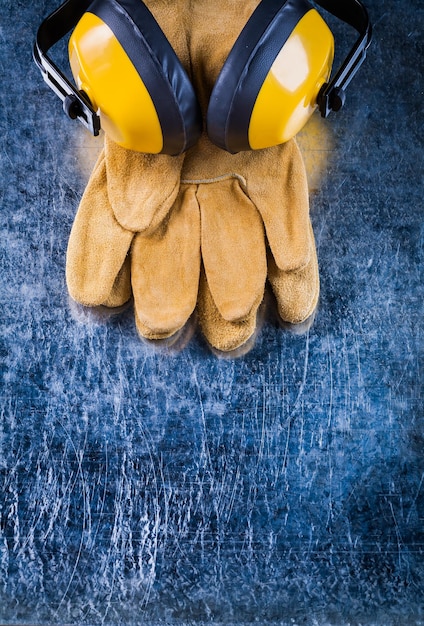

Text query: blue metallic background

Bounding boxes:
[0,1,423,624]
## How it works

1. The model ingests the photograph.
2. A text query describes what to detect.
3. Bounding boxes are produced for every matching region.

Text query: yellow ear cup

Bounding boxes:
[69,11,164,153]
[248,9,334,149]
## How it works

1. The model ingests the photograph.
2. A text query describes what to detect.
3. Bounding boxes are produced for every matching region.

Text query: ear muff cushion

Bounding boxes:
[206,0,313,153]
[88,0,202,155]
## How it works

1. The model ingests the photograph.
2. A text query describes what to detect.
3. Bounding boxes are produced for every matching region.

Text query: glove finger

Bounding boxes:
[197,267,259,353]
[105,135,185,233]
[198,177,267,321]
[66,153,133,306]
[131,184,201,339]
[268,220,320,324]
[247,140,311,271]
[101,255,132,308]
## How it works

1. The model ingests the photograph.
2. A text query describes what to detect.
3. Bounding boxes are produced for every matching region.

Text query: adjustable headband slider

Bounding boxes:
[63,94,81,120]
[34,37,101,137]
[314,0,372,119]
[62,91,101,136]
[330,87,346,112]
[33,0,101,137]
[317,84,347,118]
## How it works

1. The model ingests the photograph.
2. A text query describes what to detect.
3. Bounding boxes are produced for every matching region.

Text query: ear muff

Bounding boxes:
[34,0,371,155]
[206,0,334,153]
[69,0,202,155]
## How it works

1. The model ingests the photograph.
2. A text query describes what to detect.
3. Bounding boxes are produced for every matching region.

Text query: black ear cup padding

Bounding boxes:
[88,0,202,155]
[206,0,312,153]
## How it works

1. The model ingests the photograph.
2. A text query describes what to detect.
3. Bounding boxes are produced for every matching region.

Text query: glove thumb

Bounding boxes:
[104,136,184,234]
[66,151,133,307]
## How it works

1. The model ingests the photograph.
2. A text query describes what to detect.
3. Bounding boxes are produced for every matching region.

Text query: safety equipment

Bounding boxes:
[34,0,372,155]
[66,133,318,352]
[55,0,328,353]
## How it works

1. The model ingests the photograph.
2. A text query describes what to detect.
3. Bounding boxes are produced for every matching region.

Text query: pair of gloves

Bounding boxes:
[66,0,319,353]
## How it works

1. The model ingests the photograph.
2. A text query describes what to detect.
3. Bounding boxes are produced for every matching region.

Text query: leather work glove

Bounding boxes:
[66,131,318,353]
[66,137,200,338]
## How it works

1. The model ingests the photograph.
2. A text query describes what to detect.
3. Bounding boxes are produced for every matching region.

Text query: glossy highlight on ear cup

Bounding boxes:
[69,0,202,155]
[248,8,334,149]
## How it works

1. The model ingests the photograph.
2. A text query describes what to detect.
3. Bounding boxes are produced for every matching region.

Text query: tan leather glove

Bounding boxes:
[66,136,201,338]
[67,132,318,352]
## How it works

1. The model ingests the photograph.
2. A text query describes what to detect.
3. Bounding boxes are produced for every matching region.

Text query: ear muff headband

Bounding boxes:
[315,0,372,117]
[33,0,100,136]
[33,0,202,155]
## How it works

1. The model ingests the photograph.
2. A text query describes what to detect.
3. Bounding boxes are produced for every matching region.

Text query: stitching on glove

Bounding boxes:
[181,172,247,191]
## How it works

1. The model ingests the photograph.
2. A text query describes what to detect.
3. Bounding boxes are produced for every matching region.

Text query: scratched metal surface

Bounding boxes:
[0,0,423,624]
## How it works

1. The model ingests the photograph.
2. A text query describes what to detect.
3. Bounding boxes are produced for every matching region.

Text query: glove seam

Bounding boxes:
[181,172,247,191]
